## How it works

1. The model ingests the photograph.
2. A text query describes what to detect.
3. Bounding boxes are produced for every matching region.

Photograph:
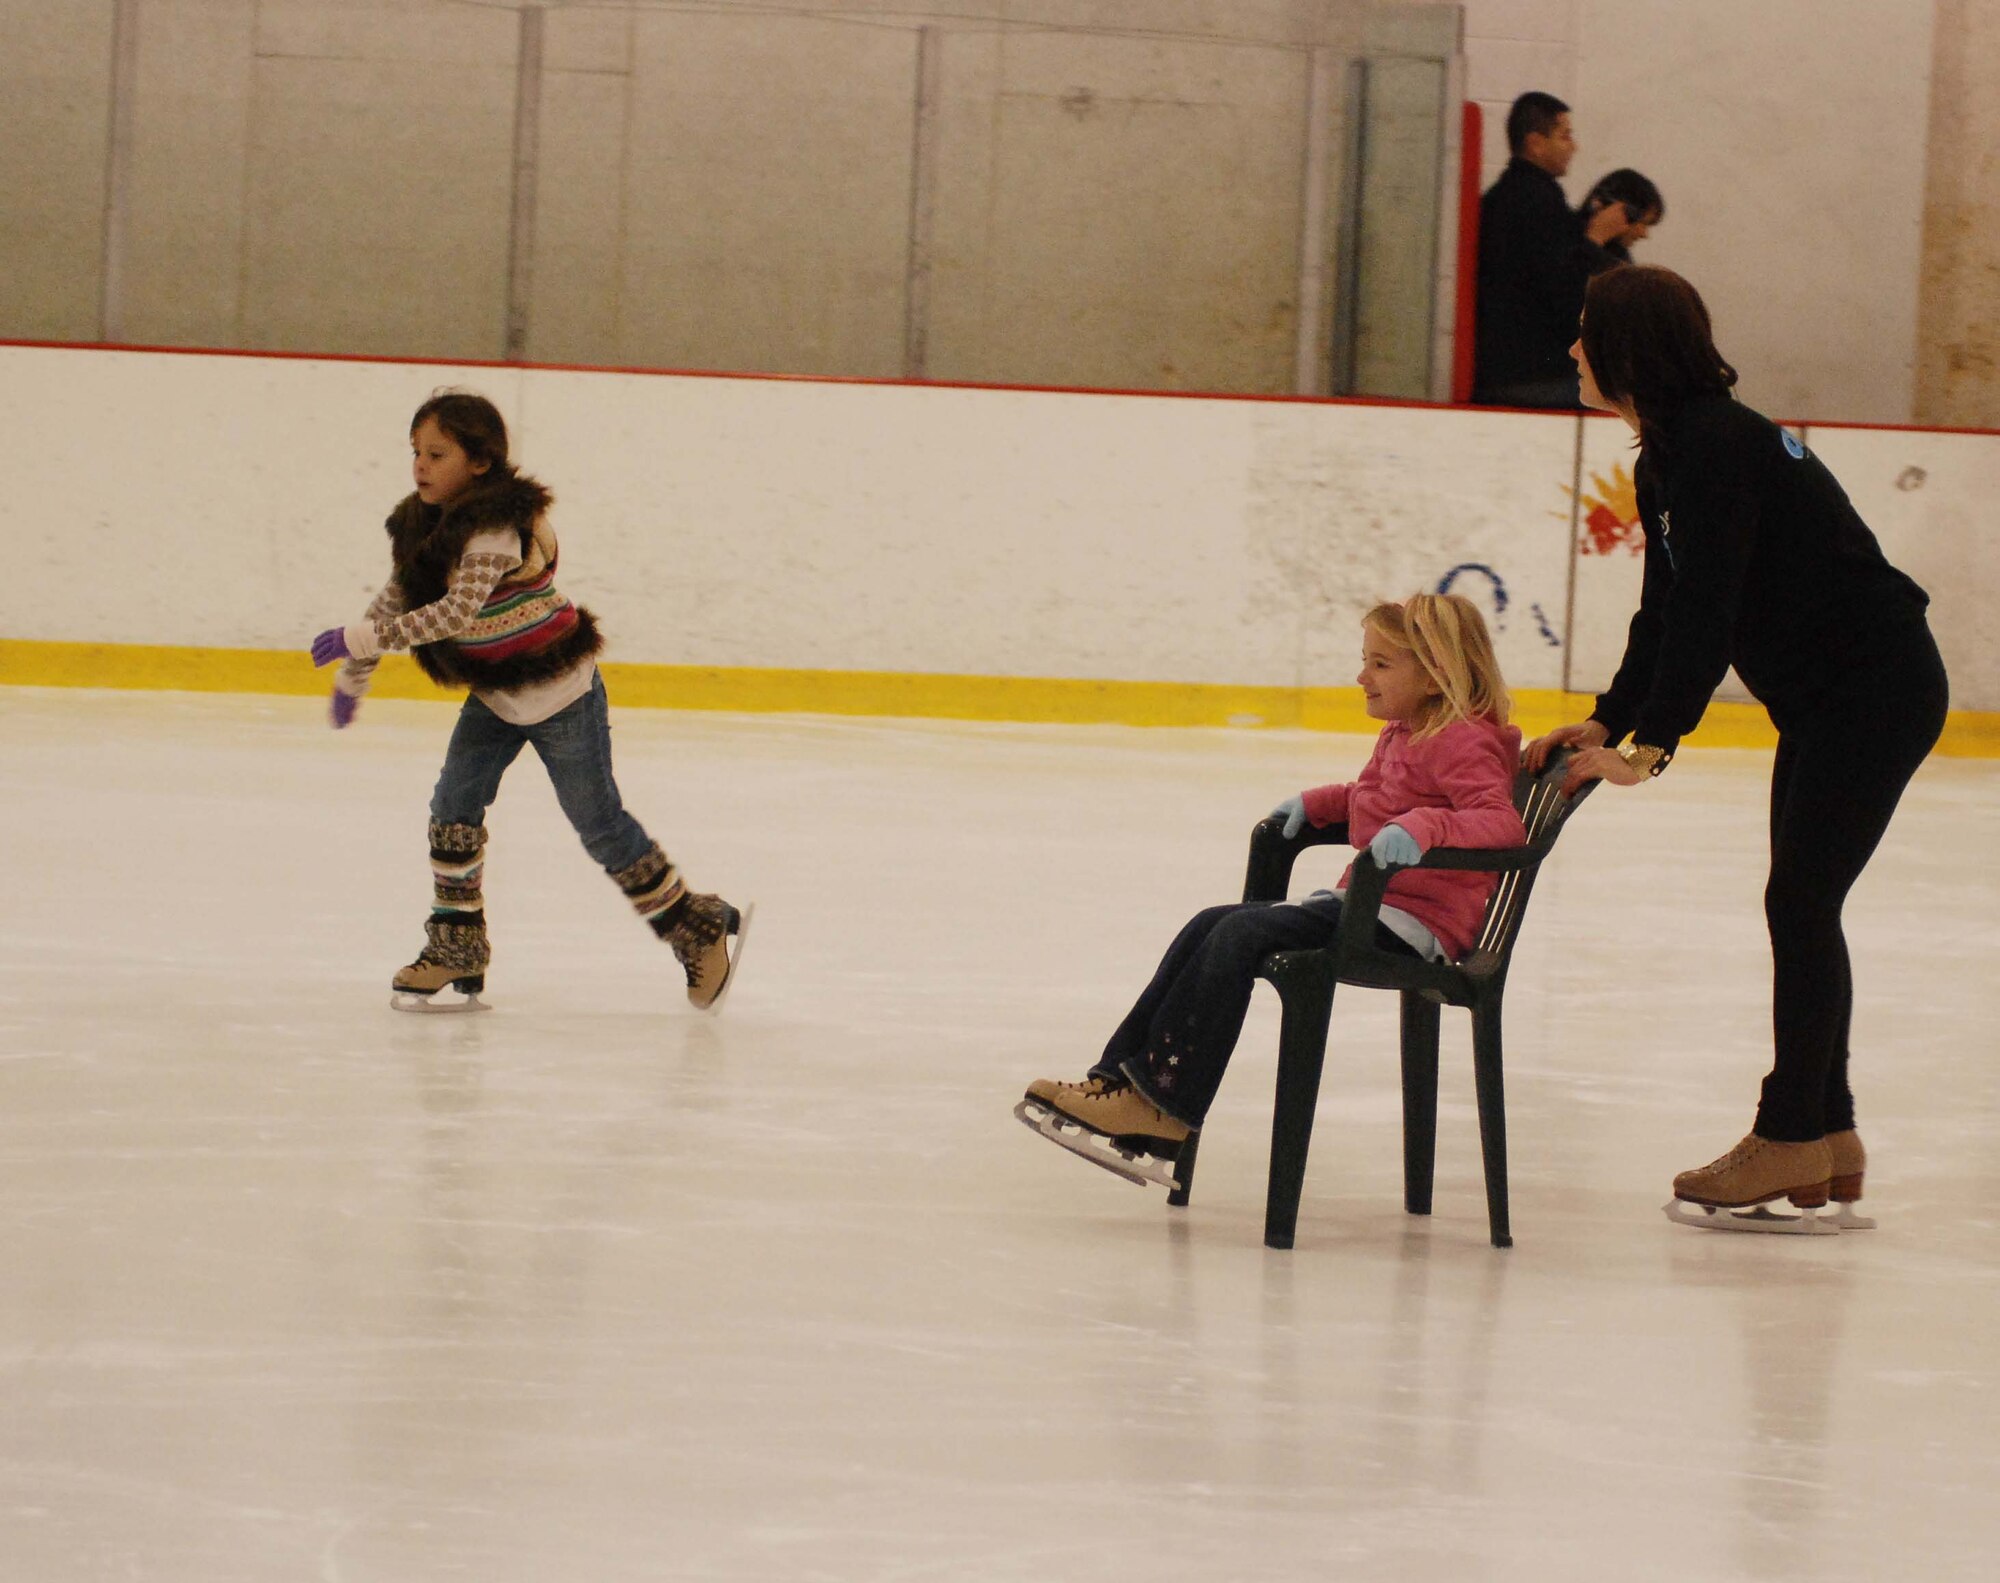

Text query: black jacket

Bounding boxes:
[1473,159,1616,394]
[1592,395,1932,752]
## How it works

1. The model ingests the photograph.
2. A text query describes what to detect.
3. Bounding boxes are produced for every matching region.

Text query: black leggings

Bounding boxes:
[1756,621,1948,1141]
[1088,896,1418,1128]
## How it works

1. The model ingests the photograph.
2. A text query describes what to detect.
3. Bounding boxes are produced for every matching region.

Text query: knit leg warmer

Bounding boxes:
[611,842,688,937]
[429,819,488,925]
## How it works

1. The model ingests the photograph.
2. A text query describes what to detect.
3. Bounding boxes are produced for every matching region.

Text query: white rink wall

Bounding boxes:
[2,344,1996,711]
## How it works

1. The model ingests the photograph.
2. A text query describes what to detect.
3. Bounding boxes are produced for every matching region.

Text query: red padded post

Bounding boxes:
[1451,100,1483,405]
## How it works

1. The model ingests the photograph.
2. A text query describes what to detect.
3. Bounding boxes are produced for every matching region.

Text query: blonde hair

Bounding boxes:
[1362,592,1512,740]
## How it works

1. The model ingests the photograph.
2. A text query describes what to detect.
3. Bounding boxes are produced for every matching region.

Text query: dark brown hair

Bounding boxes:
[1580,266,1737,452]
[1506,91,1569,155]
[410,388,512,476]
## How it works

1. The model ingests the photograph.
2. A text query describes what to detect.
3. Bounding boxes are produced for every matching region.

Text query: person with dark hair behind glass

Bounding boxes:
[1526,265,1948,1234]
[1579,168,1665,265]
[1471,91,1628,409]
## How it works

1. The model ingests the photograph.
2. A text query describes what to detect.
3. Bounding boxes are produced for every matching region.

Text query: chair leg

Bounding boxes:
[1399,991,1441,1217]
[1264,966,1338,1250]
[1167,1129,1201,1207]
[1470,997,1512,1248]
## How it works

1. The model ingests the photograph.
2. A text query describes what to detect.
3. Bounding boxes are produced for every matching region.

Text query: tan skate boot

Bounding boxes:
[1022,1074,1116,1108]
[664,892,746,1012]
[392,821,491,1009]
[1826,1129,1866,1201]
[613,845,750,1014]
[392,917,490,1010]
[1049,1082,1191,1153]
[1672,1133,1833,1210]
[1823,1129,1876,1229]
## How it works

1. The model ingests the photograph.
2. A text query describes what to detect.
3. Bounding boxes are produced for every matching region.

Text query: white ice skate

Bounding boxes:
[1013,1094,1187,1191]
[698,902,754,1017]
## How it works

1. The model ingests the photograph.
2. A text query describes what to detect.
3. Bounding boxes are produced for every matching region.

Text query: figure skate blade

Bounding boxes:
[1013,1098,1182,1190]
[391,986,490,1015]
[1663,1198,1838,1235]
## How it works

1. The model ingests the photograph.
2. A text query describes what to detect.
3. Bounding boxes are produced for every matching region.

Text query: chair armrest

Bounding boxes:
[1335,836,1550,937]
[1242,814,1349,904]
[1399,842,1548,875]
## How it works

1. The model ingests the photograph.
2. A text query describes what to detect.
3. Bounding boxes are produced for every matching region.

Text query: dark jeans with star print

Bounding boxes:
[1086,897,1419,1128]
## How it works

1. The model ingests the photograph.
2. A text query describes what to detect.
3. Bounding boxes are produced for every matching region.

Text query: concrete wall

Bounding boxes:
[1916,0,2000,429]
[2,345,1993,715]
[5,0,1993,421]
[0,0,1459,398]
[0,0,114,340]
[1461,0,1938,425]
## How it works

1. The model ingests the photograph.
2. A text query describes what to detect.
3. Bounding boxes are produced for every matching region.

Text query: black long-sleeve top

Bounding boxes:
[1473,159,1618,393]
[1591,395,1931,754]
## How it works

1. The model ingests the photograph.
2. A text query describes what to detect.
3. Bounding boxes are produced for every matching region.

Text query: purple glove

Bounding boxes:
[329,688,359,730]
[311,626,350,667]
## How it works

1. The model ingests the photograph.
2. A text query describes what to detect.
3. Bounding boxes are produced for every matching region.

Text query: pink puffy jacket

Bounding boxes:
[1299,716,1527,961]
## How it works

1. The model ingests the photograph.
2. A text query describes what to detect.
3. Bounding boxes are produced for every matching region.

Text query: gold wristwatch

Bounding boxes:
[1617,741,1669,777]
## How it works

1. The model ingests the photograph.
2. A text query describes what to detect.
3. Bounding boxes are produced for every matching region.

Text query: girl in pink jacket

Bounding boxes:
[1019,593,1526,1186]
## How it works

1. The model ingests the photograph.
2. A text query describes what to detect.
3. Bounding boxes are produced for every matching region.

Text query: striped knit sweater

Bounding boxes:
[336,473,604,716]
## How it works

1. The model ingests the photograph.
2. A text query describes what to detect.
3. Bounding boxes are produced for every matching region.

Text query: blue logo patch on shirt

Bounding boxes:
[1782,430,1806,459]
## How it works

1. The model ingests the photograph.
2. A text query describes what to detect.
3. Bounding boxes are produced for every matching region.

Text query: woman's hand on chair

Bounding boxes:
[1524,719,1607,773]
[1560,745,1644,795]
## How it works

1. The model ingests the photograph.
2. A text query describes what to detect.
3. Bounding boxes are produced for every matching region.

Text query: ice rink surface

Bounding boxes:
[2,685,1997,1582]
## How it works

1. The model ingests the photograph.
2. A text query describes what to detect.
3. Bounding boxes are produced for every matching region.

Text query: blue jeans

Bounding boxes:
[1088,897,1417,1126]
[429,672,654,875]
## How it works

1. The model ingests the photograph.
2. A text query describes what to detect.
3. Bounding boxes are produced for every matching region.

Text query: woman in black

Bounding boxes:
[1527,265,1948,1225]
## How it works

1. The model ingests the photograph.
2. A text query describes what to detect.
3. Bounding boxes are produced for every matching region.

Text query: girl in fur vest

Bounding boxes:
[1017,593,1525,1186]
[310,389,747,1012]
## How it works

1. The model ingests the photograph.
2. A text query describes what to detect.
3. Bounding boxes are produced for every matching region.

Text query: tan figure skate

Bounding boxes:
[1663,1133,1837,1236]
[1016,1078,1193,1190]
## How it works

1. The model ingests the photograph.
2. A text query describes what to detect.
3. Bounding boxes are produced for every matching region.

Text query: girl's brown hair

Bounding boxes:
[1580,265,1737,452]
[410,388,513,477]
[1363,593,1512,740]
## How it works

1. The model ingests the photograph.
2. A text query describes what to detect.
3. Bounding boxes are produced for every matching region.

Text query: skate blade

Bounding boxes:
[1662,1198,1839,1235]
[1827,1202,1877,1231]
[1013,1098,1183,1191]
[698,902,754,1017]
[391,987,490,1014]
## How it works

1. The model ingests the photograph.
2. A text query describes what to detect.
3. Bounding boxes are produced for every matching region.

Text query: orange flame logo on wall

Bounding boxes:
[1573,462,1643,555]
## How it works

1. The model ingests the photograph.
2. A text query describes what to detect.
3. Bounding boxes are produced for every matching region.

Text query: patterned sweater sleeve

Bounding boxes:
[341,529,522,663]
[333,580,406,701]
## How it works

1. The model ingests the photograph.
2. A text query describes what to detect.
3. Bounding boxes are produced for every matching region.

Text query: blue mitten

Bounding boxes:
[1368,822,1424,869]
[1272,795,1307,840]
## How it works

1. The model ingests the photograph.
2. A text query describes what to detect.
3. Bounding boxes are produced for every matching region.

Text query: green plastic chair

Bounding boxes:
[1168,751,1594,1249]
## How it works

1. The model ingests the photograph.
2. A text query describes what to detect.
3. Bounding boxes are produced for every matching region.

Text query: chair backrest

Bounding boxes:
[1465,755,1593,968]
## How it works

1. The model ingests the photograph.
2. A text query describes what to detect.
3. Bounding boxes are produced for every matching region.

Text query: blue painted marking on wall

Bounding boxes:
[1435,563,1508,621]
[1435,563,1563,648]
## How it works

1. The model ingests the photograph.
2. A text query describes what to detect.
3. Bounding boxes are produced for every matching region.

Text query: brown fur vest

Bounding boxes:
[384,472,603,690]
